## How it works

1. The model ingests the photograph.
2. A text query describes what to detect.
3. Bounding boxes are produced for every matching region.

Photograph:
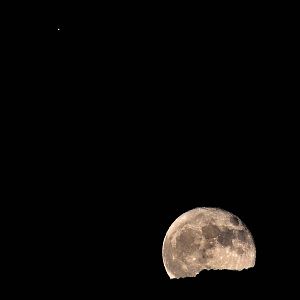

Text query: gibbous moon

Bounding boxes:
[162,207,256,279]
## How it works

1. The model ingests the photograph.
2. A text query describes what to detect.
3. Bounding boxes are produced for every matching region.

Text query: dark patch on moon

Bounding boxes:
[177,228,196,245]
[202,224,221,239]
[217,229,235,247]
[230,216,239,226]
[176,228,200,255]
[198,241,215,262]
[197,246,214,264]
[197,250,207,264]
[236,230,248,242]
[236,247,244,255]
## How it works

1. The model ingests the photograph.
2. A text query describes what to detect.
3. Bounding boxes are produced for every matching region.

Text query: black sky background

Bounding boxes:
[16,2,297,296]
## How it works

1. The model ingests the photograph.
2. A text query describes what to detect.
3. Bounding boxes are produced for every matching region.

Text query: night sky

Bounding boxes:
[37,3,295,297]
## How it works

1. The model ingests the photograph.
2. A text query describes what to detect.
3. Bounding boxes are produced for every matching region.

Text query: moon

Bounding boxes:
[162,207,256,279]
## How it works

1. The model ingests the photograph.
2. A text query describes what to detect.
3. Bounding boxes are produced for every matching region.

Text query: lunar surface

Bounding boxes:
[162,207,256,279]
